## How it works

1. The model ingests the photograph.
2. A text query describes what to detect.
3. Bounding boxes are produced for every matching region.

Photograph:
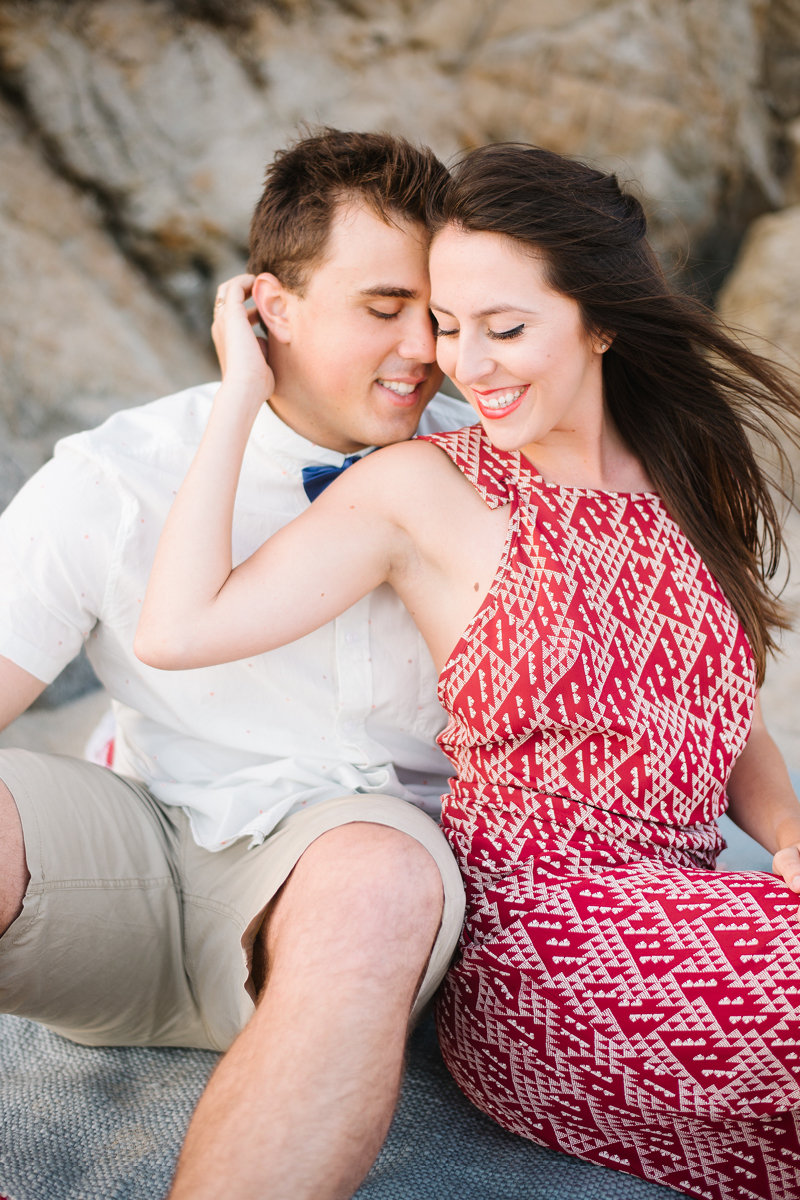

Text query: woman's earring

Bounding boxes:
[599,342,607,351]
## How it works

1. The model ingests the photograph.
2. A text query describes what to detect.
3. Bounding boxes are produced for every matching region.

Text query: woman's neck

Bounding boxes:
[519,408,653,494]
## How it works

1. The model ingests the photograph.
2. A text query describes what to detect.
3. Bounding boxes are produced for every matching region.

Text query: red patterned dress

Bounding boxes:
[423,425,800,1200]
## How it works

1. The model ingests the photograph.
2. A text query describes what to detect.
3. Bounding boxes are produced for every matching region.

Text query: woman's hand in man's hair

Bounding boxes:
[211,273,273,405]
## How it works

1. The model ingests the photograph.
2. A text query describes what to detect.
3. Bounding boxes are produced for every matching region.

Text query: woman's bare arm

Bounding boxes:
[134,276,408,671]
[726,694,800,892]
[135,451,405,669]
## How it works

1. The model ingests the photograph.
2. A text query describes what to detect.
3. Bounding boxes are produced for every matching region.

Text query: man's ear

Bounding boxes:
[252,273,293,344]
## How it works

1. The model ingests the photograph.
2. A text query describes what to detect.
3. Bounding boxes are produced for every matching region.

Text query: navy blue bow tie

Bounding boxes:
[301,455,364,503]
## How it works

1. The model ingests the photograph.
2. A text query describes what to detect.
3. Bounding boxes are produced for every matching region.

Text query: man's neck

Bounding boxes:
[267,392,367,455]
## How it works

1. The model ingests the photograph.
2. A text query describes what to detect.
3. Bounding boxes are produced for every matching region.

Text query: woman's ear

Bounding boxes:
[252,273,292,344]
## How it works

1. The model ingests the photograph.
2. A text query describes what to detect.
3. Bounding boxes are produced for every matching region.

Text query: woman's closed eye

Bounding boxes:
[434,323,526,340]
[489,324,525,341]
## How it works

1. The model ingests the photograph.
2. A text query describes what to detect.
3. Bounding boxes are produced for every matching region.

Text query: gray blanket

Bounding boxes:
[0,1013,676,1200]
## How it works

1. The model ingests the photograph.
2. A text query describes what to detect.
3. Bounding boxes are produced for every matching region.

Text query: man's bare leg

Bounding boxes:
[169,822,444,1200]
[0,779,29,935]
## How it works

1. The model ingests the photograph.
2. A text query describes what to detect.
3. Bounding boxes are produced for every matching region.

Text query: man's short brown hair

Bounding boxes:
[248,127,448,293]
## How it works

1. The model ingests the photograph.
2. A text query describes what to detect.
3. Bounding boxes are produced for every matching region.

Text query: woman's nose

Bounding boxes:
[455,336,496,389]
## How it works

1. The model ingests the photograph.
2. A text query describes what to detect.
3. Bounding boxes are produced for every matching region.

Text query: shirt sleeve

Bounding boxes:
[0,443,124,682]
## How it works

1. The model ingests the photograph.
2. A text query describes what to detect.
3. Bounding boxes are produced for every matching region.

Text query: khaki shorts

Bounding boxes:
[0,749,465,1052]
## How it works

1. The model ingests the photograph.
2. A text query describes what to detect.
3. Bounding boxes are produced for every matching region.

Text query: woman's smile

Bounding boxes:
[471,384,528,419]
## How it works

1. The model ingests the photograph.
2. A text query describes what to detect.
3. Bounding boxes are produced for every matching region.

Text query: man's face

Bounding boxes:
[254,201,442,453]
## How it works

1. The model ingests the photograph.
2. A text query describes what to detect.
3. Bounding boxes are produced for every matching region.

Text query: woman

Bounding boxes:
[137,144,800,1199]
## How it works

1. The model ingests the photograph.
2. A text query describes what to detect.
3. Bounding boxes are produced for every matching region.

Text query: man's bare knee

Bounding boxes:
[259,823,443,996]
[0,778,29,936]
[279,822,443,936]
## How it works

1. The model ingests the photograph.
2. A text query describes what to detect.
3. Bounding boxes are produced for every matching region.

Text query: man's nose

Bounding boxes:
[397,310,438,364]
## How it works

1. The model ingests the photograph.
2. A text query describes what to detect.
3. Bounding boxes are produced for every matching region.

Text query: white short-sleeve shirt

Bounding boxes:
[0,385,476,850]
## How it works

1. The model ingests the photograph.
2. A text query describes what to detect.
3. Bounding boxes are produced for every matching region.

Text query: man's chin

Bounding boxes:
[358,399,428,447]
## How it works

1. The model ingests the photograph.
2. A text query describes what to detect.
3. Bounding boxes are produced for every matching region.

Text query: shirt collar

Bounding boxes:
[250,401,376,477]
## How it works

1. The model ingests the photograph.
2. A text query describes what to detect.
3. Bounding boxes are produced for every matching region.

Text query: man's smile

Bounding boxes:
[376,377,426,406]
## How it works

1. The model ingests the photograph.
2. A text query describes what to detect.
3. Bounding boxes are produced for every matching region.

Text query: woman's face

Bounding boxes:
[429,225,606,455]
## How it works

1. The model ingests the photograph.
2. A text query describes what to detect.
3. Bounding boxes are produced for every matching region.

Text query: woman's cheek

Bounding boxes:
[436,340,457,376]
[510,341,559,382]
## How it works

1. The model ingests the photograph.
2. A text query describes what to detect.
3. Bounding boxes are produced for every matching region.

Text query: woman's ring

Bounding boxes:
[213,293,226,311]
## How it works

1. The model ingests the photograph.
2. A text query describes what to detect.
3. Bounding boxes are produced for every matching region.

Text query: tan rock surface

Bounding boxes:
[717,204,800,767]
[717,204,800,377]
[764,508,800,772]
[0,0,788,329]
[0,0,795,463]
[0,96,215,510]
[763,0,800,122]
[0,0,789,517]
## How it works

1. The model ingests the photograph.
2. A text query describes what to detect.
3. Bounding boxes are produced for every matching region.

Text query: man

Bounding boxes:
[0,129,474,1200]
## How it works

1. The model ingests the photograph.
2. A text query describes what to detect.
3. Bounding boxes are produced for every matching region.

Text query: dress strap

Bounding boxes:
[419,425,512,511]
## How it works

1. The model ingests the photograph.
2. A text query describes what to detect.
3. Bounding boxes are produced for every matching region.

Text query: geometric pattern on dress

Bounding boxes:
[420,426,799,1200]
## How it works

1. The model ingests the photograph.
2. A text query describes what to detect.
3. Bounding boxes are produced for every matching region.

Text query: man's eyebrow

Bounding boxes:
[359,286,418,299]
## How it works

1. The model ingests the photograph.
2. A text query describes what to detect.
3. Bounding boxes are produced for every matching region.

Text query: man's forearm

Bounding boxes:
[0,655,47,732]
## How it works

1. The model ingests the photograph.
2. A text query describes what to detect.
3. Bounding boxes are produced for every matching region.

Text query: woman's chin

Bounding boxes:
[478,411,536,453]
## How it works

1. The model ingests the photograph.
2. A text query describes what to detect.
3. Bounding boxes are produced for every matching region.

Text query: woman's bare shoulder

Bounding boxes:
[342,435,490,545]
[313,433,487,545]
[350,436,471,501]
[355,435,468,486]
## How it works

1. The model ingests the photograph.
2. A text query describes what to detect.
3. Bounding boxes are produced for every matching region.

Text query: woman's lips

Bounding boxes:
[473,385,528,421]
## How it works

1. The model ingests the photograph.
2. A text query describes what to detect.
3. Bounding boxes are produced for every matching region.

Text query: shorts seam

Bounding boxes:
[182,893,244,922]
[26,876,177,893]
[0,892,42,951]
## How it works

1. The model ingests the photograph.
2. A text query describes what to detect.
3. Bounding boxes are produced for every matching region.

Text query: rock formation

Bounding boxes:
[717,201,800,765]
[718,204,800,380]
[0,94,214,511]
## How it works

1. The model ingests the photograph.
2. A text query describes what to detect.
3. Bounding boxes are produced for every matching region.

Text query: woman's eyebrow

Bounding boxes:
[474,305,530,319]
[430,303,535,319]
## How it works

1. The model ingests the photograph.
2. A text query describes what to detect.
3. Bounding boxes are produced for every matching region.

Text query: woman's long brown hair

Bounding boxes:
[428,144,800,686]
